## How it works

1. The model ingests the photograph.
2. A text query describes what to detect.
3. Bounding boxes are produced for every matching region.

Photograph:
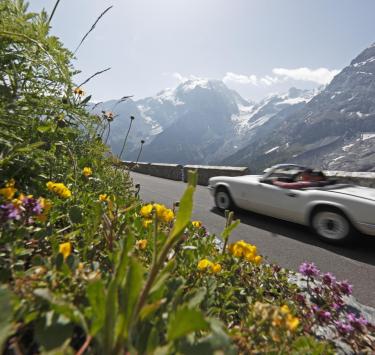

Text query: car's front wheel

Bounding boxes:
[311,207,355,244]
[214,187,235,211]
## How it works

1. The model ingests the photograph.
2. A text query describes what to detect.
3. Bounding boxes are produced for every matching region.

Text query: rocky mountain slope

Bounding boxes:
[92,80,314,164]
[222,43,375,172]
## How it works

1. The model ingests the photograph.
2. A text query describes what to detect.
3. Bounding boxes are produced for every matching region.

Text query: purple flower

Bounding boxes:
[299,262,320,278]
[318,311,332,321]
[22,196,42,215]
[338,280,353,296]
[322,272,336,286]
[347,313,368,327]
[296,294,305,304]
[1,203,22,220]
[334,320,354,335]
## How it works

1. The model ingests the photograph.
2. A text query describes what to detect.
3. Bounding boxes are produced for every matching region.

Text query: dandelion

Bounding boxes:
[192,221,202,228]
[82,167,93,177]
[136,239,148,250]
[47,181,72,199]
[59,242,72,259]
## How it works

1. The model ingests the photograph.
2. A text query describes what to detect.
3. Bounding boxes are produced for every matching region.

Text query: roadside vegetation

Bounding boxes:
[0,1,374,353]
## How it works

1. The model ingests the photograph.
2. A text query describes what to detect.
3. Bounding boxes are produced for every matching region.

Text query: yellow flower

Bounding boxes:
[0,186,17,200]
[192,221,202,228]
[211,263,222,273]
[197,259,213,271]
[140,204,153,218]
[74,87,85,96]
[59,242,72,259]
[142,219,152,228]
[136,239,148,250]
[280,305,290,314]
[6,179,15,187]
[99,194,110,202]
[36,198,52,222]
[47,181,72,199]
[286,314,299,331]
[161,208,174,223]
[228,240,261,265]
[153,203,166,219]
[82,167,92,177]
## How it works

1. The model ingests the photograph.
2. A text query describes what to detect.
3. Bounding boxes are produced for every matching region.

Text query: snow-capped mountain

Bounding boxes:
[222,42,375,172]
[92,80,315,164]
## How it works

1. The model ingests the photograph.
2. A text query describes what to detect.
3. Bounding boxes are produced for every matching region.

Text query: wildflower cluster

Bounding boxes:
[1,181,52,224]
[140,203,174,225]
[46,181,72,199]
[228,240,262,265]
[296,261,374,348]
[197,258,222,273]
[272,304,300,331]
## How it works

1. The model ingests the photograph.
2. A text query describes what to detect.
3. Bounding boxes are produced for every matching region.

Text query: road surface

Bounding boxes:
[131,172,375,307]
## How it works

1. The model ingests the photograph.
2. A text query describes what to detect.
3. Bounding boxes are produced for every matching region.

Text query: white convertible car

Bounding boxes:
[208,164,375,244]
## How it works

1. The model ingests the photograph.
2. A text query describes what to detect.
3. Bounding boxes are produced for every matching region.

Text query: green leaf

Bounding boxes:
[187,287,206,309]
[68,206,83,224]
[0,287,13,352]
[168,170,197,243]
[140,299,165,321]
[167,306,209,341]
[221,219,240,241]
[120,257,144,330]
[86,280,106,335]
[37,124,53,133]
[81,95,92,105]
[34,314,73,351]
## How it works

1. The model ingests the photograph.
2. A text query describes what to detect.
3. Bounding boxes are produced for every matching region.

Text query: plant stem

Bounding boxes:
[118,118,134,160]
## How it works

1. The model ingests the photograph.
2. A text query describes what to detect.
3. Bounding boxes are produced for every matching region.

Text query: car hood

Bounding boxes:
[328,186,375,201]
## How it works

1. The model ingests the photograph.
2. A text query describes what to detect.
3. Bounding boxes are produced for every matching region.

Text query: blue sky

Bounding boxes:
[30,0,375,101]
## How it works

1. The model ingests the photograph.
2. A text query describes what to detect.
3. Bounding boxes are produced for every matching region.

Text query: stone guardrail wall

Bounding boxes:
[121,161,375,188]
[121,161,249,185]
[324,171,375,188]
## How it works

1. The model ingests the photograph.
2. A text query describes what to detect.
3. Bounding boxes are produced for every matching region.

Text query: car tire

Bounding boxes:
[214,187,235,211]
[311,207,355,245]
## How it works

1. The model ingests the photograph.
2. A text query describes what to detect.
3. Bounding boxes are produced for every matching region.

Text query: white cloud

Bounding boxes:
[223,72,258,85]
[272,67,340,85]
[260,75,281,86]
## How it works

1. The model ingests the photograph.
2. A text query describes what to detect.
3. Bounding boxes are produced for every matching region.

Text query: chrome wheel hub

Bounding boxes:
[313,211,349,240]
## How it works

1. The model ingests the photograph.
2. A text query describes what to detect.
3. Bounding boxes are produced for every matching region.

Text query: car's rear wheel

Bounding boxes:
[214,187,235,211]
[311,207,355,244]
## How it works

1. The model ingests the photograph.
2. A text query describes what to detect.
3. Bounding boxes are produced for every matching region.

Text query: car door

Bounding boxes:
[244,181,306,223]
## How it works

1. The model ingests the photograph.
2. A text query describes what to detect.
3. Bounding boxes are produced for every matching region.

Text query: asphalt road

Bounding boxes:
[131,172,375,308]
